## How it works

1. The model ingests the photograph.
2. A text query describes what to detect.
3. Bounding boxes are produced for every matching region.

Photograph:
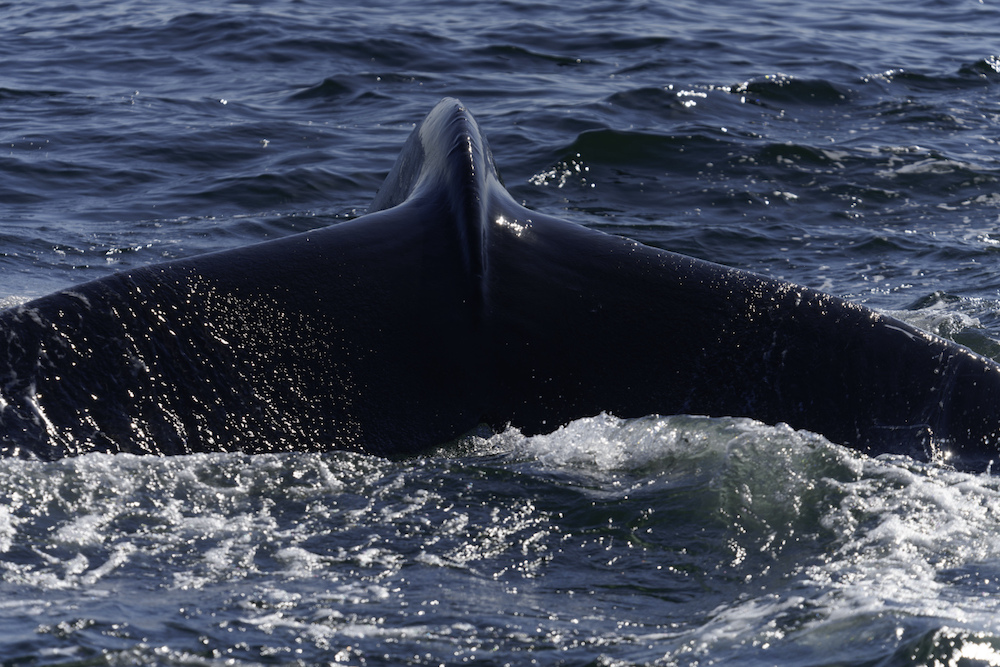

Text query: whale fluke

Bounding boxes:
[2,98,999,468]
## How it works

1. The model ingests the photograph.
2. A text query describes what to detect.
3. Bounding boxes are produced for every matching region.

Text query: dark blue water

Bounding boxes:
[4,0,1000,664]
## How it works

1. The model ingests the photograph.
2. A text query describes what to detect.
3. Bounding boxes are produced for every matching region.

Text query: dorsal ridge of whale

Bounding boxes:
[370,98,494,310]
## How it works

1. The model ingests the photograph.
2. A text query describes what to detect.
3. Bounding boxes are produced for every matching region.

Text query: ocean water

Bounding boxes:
[3,0,1000,664]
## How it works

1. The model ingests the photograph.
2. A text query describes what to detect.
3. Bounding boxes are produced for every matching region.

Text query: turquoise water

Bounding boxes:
[3,0,1000,664]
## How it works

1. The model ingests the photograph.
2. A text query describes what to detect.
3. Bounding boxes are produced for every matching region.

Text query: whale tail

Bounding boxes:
[2,97,1000,468]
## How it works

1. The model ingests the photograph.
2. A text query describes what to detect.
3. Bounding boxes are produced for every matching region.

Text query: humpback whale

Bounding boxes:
[2,98,1000,468]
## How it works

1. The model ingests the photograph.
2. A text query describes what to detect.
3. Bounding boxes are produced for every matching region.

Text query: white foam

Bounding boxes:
[467,414,1000,658]
[275,546,325,573]
[1,418,998,663]
[53,514,108,548]
[673,454,1000,658]
[0,505,20,553]
[0,295,30,310]
[473,412,843,474]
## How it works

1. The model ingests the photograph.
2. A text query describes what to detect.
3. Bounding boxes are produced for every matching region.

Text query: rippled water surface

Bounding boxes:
[4,0,1000,664]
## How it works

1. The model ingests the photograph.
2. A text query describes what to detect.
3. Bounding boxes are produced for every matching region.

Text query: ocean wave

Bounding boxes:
[732,74,853,107]
[5,413,1000,663]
